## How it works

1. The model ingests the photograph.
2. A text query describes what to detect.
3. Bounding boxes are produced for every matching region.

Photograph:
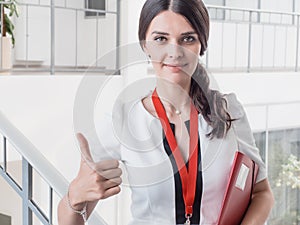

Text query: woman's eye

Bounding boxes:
[154,36,167,43]
[182,36,196,43]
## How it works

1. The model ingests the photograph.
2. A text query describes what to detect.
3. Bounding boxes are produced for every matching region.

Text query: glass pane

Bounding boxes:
[32,168,50,222]
[253,131,266,162]
[268,128,300,224]
[6,142,22,189]
[0,175,22,225]
[85,0,106,17]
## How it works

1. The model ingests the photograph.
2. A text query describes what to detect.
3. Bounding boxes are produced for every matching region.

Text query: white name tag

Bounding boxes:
[235,163,250,191]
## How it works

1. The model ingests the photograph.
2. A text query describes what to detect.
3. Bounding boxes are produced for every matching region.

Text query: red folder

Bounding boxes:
[217,151,259,225]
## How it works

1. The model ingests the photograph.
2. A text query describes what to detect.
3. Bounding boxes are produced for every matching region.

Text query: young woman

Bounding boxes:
[58,0,274,224]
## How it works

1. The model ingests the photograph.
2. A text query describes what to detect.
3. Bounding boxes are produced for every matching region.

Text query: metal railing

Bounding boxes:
[0,111,107,225]
[205,5,300,72]
[2,3,300,74]
[0,0,121,75]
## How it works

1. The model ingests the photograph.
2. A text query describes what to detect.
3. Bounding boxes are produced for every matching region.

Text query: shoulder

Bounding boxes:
[224,93,245,120]
[106,95,154,134]
[121,96,152,120]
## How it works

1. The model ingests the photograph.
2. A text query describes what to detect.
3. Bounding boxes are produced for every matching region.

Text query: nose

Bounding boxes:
[167,43,184,59]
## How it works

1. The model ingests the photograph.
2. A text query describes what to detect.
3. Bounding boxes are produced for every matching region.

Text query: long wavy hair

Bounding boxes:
[138,0,233,139]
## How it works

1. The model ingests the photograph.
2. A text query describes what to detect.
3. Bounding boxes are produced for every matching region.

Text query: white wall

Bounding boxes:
[119,0,148,81]
[206,0,295,12]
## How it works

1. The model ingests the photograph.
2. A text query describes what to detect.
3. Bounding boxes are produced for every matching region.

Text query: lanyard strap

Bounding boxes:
[152,89,199,218]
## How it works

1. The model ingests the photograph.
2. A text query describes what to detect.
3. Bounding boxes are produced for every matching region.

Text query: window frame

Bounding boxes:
[84,0,106,18]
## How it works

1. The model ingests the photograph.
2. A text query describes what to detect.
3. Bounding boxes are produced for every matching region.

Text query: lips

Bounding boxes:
[164,63,187,72]
[164,63,187,67]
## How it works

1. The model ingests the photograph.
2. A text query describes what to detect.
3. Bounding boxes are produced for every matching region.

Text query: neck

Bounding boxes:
[156,80,191,115]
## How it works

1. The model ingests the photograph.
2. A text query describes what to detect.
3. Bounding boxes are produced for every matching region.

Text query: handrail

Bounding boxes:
[0,0,121,75]
[0,111,66,197]
[206,4,300,17]
[244,100,300,107]
[0,110,107,225]
[205,4,300,72]
[0,1,14,5]
[2,2,298,74]
[14,2,118,14]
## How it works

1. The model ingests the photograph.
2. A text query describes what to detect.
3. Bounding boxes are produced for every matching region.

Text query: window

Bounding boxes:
[254,128,300,224]
[85,0,106,17]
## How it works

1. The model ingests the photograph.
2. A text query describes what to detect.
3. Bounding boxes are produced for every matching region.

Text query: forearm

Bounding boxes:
[241,186,274,225]
[57,195,85,225]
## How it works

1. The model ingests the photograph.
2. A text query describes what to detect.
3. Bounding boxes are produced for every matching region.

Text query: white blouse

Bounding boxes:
[93,93,267,225]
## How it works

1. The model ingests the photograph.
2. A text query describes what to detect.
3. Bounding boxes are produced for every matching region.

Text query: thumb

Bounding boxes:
[76,133,94,163]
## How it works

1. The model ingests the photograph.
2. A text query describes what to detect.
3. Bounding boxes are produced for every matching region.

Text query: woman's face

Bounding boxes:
[144,10,201,87]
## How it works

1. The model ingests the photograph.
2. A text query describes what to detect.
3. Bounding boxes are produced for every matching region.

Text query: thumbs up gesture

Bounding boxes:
[67,133,122,211]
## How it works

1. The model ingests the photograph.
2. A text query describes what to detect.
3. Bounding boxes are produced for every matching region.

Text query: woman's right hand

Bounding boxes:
[68,133,122,211]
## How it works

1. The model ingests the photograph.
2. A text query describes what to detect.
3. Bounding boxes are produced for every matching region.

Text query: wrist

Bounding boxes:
[67,181,86,210]
[66,184,88,222]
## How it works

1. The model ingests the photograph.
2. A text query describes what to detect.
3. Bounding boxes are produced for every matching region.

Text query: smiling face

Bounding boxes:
[143,10,201,88]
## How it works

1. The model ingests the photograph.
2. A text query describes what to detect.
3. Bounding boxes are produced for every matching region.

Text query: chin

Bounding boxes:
[161,72,191,87]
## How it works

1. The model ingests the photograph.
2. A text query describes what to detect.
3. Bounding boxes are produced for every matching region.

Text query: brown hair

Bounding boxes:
[138,0,233,139]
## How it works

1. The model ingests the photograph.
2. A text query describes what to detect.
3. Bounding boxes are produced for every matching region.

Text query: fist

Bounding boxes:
[68,133,122,209]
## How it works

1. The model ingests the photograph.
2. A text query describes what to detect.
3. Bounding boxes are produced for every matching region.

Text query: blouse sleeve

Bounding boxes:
[225,93,267,183]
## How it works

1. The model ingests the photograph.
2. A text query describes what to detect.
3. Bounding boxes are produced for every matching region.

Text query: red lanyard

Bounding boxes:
[152,89,199,223]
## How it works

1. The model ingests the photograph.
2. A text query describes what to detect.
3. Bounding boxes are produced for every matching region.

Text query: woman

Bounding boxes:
[58,0,274,224]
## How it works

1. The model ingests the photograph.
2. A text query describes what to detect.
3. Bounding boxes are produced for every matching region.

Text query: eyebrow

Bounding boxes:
[151,31,197,35]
